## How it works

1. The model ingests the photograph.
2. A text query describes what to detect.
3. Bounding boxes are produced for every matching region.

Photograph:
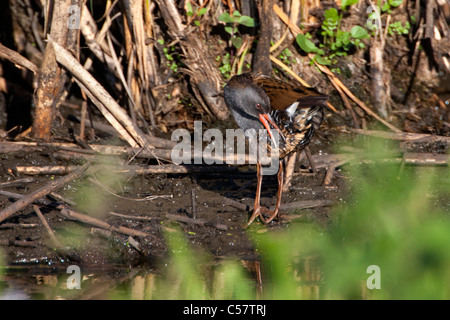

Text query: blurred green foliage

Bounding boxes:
[318,142,450,299]
[147,138,449,300]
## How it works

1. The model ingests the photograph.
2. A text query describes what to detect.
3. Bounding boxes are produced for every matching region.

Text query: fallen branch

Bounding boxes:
[327,72,361,128]
[108,211,161,221]
[2,141,446,176]
[223,197,251,212]
[0,239,36,247]
[166,213,228,231]
[276,199,334,212]
[33,205,64,250]
[0,223,38,229]
[0,140,261,164]
[309,152,448,168]
[0,178,35,187]
[322,159,348,186]
[13,164,239,176]
[0,163,91,224]
[15,166,75,175]
[60,207,155,238]
[0,187,155,241]
[0,141,173,161]
[0,42,38,73]
[350,129,450,144]
[0,190,61,208]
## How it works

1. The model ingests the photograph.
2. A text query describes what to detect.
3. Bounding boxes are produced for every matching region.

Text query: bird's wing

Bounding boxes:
[253,74,328,110]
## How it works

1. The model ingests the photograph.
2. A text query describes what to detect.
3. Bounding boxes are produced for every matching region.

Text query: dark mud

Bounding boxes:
[0,130,344,268]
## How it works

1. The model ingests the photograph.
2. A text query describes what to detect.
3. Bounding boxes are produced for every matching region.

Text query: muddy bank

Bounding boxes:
[0,133,345,268]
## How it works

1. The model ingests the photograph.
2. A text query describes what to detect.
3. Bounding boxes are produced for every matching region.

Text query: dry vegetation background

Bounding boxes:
[0,0,448,145]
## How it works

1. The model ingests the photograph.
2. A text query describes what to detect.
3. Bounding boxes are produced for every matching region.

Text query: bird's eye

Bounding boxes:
[256,104,262,110]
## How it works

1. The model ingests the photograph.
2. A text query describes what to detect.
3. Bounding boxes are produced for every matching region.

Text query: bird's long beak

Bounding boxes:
[259,114,285,148]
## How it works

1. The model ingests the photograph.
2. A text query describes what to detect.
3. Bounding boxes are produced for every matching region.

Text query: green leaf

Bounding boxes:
[224,26,234,35]
[232,37,243,49]
[341,32,351,45]
[197,8,207,16]
[218,12,233,23]
[322,28,334,38]
[296,34,319,53]
[314,55,332,65]
[232,10,242,17]
[324,8,339,21]
[238,15,256,27]
[186,2,193,16]
[194,20,200,26]
[350,25,369,39]
[389,0,403,7]
[381,2,391,12]
[341,0,359,10]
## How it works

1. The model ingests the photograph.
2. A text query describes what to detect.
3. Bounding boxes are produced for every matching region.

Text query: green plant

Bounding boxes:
[185,2,208,27]
[296,5,369,66]
[278,47,297,66]
[322,8,368,53]
[218,10,256,49]
[380,0,404,13]
[158,38,181,73]
[367,0,409,35]
[216,52,232,79]
[341,0,359,10]
[387,21,410,37]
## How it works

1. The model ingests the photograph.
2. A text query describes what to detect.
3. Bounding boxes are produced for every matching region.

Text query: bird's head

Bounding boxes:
[224,75,283,146]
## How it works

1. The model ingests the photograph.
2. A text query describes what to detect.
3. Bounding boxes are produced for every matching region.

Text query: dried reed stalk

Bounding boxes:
[49,37,153,148]
[154,0,230,120]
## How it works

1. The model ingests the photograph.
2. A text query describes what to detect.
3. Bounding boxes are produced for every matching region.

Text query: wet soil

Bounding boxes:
[0,128,344,268]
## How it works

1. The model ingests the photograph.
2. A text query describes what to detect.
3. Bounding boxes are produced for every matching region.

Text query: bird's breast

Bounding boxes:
[268,105,323,158]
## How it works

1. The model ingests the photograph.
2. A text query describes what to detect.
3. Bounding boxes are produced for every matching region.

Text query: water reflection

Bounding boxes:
[0,257,323,300]
[0,266,136,300]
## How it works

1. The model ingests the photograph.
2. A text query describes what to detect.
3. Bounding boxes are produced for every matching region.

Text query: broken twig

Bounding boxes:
[0,163,91,224]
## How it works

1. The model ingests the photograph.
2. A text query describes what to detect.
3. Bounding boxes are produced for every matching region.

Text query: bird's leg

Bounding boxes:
[245,161,265,227]
[262,160,283,224]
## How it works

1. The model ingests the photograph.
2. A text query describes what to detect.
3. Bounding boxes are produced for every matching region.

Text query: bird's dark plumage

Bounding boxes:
[224,73,327,158]
[223,72,328,226]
